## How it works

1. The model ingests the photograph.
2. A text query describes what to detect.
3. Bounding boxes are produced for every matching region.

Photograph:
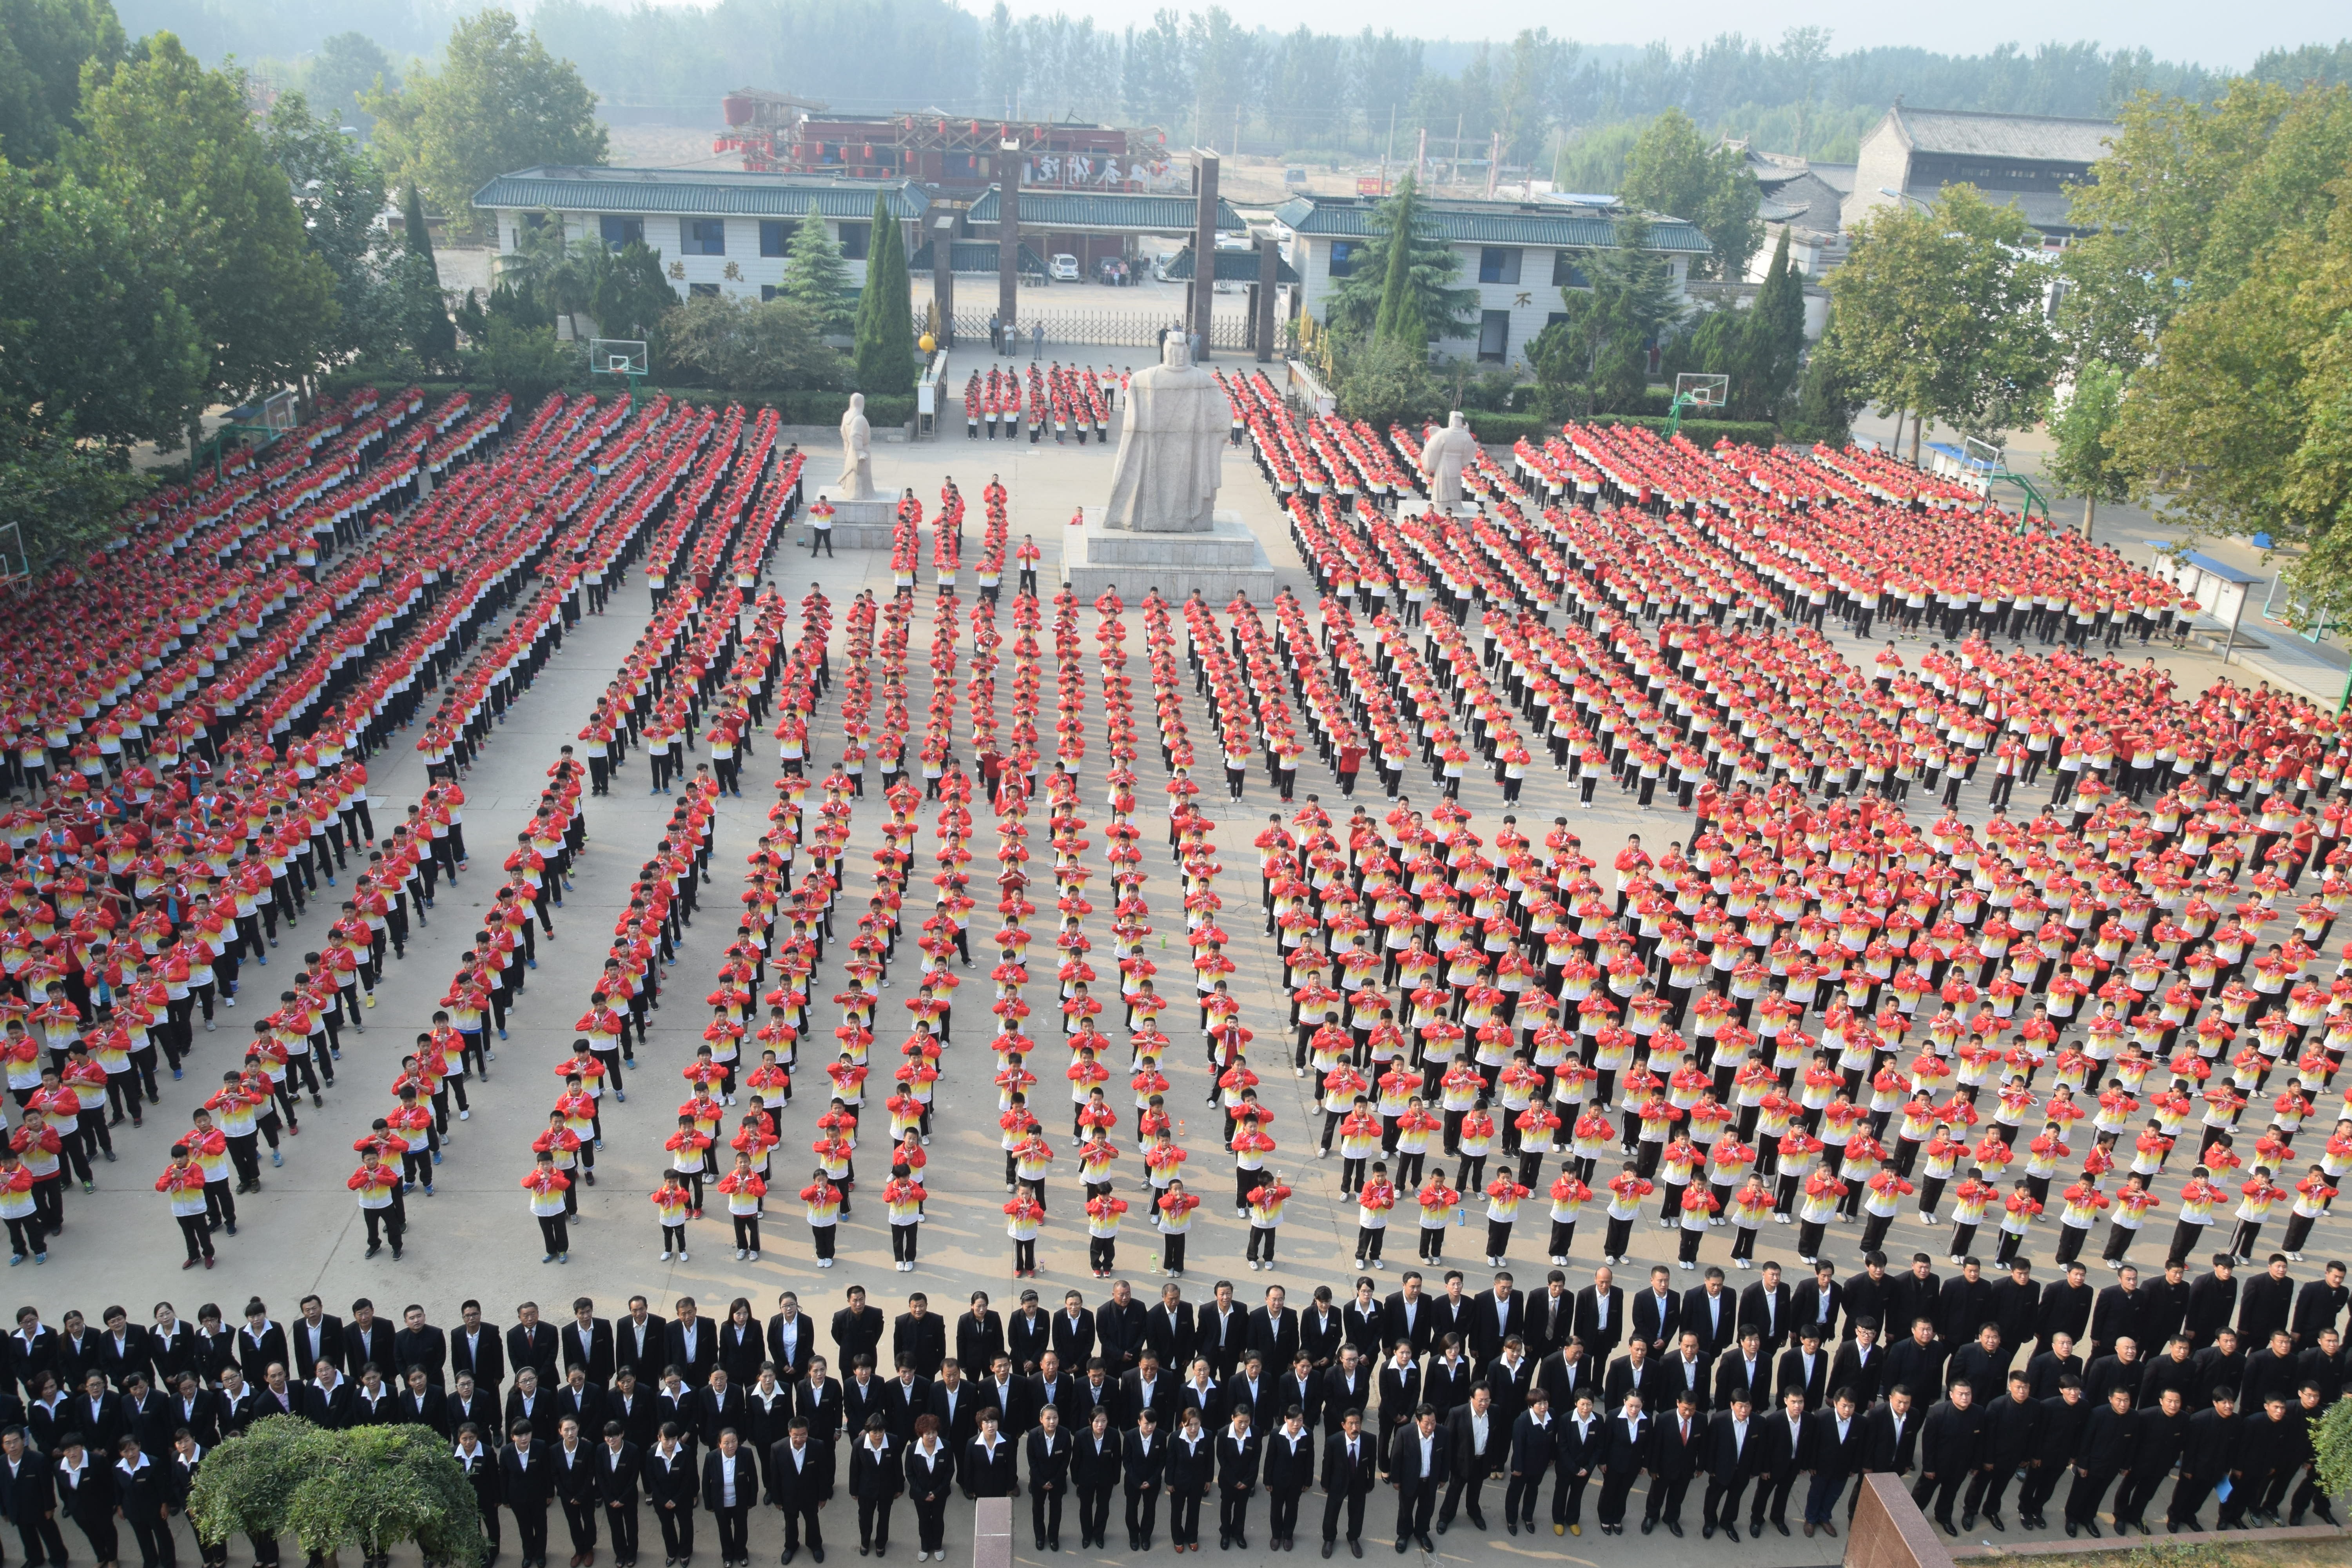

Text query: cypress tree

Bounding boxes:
[853,196,915,399]
[784,209,857,334]
[1738,228,1806,419]
[404,184,457,360]
[1373,174,1426,356]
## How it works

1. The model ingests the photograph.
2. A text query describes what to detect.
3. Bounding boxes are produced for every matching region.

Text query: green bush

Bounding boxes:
[315,368,913,428]
[1455,409,1780,449]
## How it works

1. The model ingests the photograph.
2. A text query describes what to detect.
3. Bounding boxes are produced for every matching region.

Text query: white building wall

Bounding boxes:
[488,207,875,304]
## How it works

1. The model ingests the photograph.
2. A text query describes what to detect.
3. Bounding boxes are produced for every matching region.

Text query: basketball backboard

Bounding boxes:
[588,339,650,377]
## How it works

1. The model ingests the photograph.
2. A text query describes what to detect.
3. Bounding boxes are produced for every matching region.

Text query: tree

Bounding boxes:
[1328,174,1476,352]
[403,185,459,362]
[1330,334,1436,430]
[784,210,857,335]
[69,33,336,419]
[592,240,677,342]
[2043,360,2129,536]
[304,30,395,135]
[1739,227,1807,418]
[1822,184,2058,460]
[365,10,606,238]
[0,401,148,572]
[1530,215,1682,417]
[1617,107,1762,280]
[1785,328,1862,447]
[0,0,123,163]
[189,1419,483,1568]
[851,196,914,398]
[0,155,206,447]
[657,294,841,392]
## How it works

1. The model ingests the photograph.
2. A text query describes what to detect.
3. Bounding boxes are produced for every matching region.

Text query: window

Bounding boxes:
[1545,310,1570,331]
[1478,247,1521,285]
[1327,240,1361,279]
[599,215,643,250]
[760,220,790,257]
[689,282,721,299]
[1477,309,1510,363]
[837,221,872,260]
[1553,250,1590,289]
[681,218,727,256]
[760,284,780,303]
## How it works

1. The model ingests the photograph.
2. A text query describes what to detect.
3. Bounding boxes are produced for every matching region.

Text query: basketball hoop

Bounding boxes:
[588,339,651,408]
[1673,372,1729,412]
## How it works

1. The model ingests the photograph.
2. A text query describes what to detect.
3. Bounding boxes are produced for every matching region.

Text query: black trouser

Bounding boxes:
[713,1501,748,1561]
[177,1212,215,1261]
[561,1498,597,1556]
[654,1503,693,1561]
[855,1495,890,1550]
[604,1501,639,1564]
[1439,1464,1489,1524]
[1032,1484,1063,1544]
[1268,1486,1301,1542]
[127,1508,176,1568]
[1218,1485,1250,1540]
[1597,1465,1639,1526]
[2064,1466,2119,1526]
[1551,1466,1589,1525]
[1394,1476,1437,1540]
[915,1493,948,1552]
[2015,1461,2064,1520]
[1078,1484,1111,1544]
[16,1506,67,1567]
[510,1501,547,1564]
[1644,1474,1690,1526]
[1912,1468,1969,1524]
[1321,1485,1366,1543]
[779,1495,821,1554]
[1963,1460,2017,1519]
[1504,1469,1546,1524]
[1126,1485,1161,1544]
[1703,1474,1749,1531]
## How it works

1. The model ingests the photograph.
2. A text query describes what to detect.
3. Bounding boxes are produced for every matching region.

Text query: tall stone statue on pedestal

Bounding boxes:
[1103,336,1229,533]
[837,393,876,501]
[1419,411,1479,508]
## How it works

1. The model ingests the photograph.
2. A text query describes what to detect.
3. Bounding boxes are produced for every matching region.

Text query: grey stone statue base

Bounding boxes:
[804,492,900,549]
[1062,508,1279,603]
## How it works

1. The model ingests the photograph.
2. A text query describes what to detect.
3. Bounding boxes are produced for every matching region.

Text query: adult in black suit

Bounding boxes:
[926,1365,980,1449]
[552,1418,602,1567]
[1261,1410,1316,1550]
[1884,1258,1942,1342]
[1374,1351,1421,1465]
[1680,1272,1737,1359]
[1344,1286,1387,1363]
[1661,1335,1712,1414]
[615,1302,670,1387]
[2035,1263,2095,1358]
[1842,1259,1894,1347]
[1884,1320,1949,1405]
[1777,1324,1832,1411]
[54,1438,116,1568]
[1860,1388,1920,1487]
[561,1303,615,1389]
[290,1301,345,1387]
[796,1361,844,1446]
[1049,1294,1098,1371]
[0,1428,66,1568]
[700,1430,759,1565]
[1526,1277,1575,1361]
[1594,1397,1649,1535]
[691,1371,748,1451]
[169,1372,229,1448]
[507,1307,561,1390]
[1146,1289,1195,1374]
[1947,1324,2011,1406]
[1631,1268,1681,1358]
[1379,1281,1433,1362]
[1713,1327,1770,1412]
[1121,1413,1167,1550]
[891,1301,946,1381]
[1574,1270,1626,1364]
[1912,1384,1985,1533]
[905,1416,958,1558]
[1698,1391,1763,1539]
[1070,1407,1123,1549]
[956,1295,1006,1378]
[554,1368,606,1438]
[839,1368,885,1441]
[1535,1340,1594,1416]
[1552,1393,1606,1534]
[2064,1385,2138,1534]
[2290,1263,2348,1350]
[1247,1290,1301,1374]
[1468,1280,1524,1367]
[1962,1374,2043,1530]
[594,1425,642,1568]
[1320,1351,1372,1439]
[715,1310,765,1393]
[661,1304,717,1391]
[1986,1261,2040,1356]
[395,1306,449,1388]
[1213,1411,1262,1550]
[301,1365,356,1430]
[1790,1263,1844,1348]
[829,1291,885,1378]
[1601,1342,1657,1411]
[452,1307,506,1403]
[1803,1394,1866,1535]
[762,1298,813,1383]
[1645,1393,1706,1535]
[2183,1257,2238,1349]
[1936,1262,1996,1347]
[1751,1388,1814,1536]
[1386,1406,1447,1551]
[1097,1284,1149,1376]
[1319,1410,1379,1553]
[500,1423,556,1568]
[234,1307,288,1391]
[878,1367,931,1443]
[394,1367,449,1438]
[1831,1324,1887,1409]
[94,1310,151,1391]
[1435,1384,1501,1531]
[2238,1256,2296,1350]
[147,1308,200,1391]
[1301,1298,1345,1377]
[764,1419,832,1563]
[1006,1300,1051,1377]
[642,1429,698,1565]
[2090,1269,2148,1360]
[1740,1265,1795,1355]
[1120,1355,1175,1436]
[1197,1289,1247,1381]
[844,1420,899,1555]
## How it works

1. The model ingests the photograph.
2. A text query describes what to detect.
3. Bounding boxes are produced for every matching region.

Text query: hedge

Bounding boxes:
[314,372,913,428]
[1458,410,1782,449]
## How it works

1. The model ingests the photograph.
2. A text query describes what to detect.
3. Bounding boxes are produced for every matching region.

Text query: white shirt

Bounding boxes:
[717,1454,739,1508]
[1468,1411,1490,1454]
[1416,1431,1435,1477]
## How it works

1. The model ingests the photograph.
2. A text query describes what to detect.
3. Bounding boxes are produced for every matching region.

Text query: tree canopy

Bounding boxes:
[1531,215,1684,417]
[1616,107,1762,280]
[188,1419,484,1568]
[784,211,857,336]
[365,9,605,237]
[1329,174,1477,353]
[851,196,914,398]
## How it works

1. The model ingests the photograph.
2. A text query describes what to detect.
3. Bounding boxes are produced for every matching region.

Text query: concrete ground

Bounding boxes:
[36,408,2323,1568]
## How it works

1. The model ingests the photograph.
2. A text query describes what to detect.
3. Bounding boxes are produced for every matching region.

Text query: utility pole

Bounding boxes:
[1452,114,1463,188]
[1234,105,1241,158]
[1382,104,1397,194]
[1415,126,1426,187]
[1486,129,1501,197]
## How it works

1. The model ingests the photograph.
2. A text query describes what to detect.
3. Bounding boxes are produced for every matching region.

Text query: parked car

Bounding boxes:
[1049,253,1081,281]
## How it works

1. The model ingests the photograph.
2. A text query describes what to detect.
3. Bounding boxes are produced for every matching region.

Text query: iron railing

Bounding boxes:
[951,310,1253,351]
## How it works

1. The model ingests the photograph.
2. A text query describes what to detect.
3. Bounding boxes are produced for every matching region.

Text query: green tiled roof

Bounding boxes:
[1274,194,1711,253]
[909,240,1049,277]
[472,166,930,220]
[967,186,1245,233]
[1159,245,1301,284]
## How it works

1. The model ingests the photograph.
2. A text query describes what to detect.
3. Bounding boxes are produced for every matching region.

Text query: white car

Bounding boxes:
[1049,254,1080,281]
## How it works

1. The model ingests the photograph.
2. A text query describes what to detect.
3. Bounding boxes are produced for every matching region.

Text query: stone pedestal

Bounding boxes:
[804,492,898,549]
[1061,507,1279,603]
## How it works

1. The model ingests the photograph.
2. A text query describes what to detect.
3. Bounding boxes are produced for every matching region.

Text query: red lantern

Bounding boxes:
[862,143,874,159]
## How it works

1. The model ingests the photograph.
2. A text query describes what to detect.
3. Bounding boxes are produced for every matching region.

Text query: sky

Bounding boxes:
[962,0,2341,72]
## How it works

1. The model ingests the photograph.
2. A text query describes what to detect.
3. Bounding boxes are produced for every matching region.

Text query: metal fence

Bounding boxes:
[950,310,1252,352]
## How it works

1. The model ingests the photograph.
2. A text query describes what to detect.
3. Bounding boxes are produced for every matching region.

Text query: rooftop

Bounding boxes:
[472,166,931,220]
[1880,105,2117,166]
[966,186,1246,234]
[1273,192,1711,254]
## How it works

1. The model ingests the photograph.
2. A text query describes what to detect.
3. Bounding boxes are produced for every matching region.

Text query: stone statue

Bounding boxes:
[1419,411,1479,509]
[1103,336,1229,533]
[837,393,875,501]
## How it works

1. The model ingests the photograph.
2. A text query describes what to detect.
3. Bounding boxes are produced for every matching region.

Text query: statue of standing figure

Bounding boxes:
[1419,411,1479,509]
[1102,335,1229,533]
[837,393,876,501]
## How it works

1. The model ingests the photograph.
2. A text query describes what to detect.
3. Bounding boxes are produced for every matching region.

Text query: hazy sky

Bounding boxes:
[977,0,2339,71]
